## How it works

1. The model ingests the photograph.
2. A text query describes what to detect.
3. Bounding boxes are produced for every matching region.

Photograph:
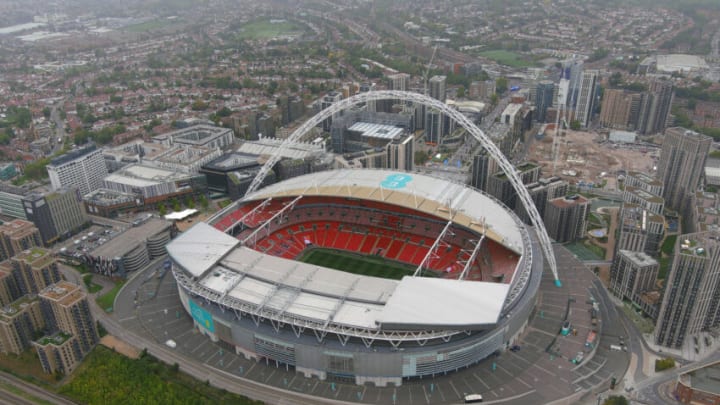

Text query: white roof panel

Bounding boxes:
[285,292,337,321]
[333,301,385,329]
[229,278,275,305]
[167,223,239,278]
[378,277,509,330]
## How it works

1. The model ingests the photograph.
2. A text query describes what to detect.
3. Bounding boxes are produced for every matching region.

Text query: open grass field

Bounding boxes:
[298,248,421,280]
[123,19,175,33]
[237,19,305,40]
[479,50,536,68]
[96,279,126,313]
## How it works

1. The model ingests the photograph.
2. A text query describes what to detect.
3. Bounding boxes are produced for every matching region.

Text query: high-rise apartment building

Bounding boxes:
[470,150,498,192]
[320,91,343,132]
[622,186,665,215]
[1,248,62,298]
[428,75,447,102]
[516,177,568,225]
[535,81,555,123]
[636,80,674,135]
[654,230,720,349]
[46,145,108,196]
[657,127,713,212]
[625,171,664,197]
[487,163,541,210]
[610,250,659,303]
[33,331,83,375]
[39,281,98,356]
[0,219,42,261]
[386,134,414,172]
[575,70,599,128]
[544,195,590,242]
[387,73,410,92]
[23,189,87,246]
[0,296,44,355]
[599,89,641,130]
[614,203,665,255]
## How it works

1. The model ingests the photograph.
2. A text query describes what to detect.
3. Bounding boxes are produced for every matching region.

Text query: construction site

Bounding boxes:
[526,127,659,191]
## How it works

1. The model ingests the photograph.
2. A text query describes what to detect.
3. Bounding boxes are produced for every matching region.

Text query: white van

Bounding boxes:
[464,394,483,403]
[610,344,622,351]
[165,339,177,348]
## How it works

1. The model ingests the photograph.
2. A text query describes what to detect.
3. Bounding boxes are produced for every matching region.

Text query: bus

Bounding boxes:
[464,394,483,403]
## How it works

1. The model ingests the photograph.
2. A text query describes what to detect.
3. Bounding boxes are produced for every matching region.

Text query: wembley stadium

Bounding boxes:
[167,169,544,386]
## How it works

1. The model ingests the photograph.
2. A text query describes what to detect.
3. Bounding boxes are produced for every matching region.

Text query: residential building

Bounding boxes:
[575,70,599,128]
[487,162,540,210]
[636,79,674,135]
[33,332,83,375]
[622,186,665,215]
[428,75,447,102]
[625,171,664,197]
[46,145,108,196]
[23,189,87,246]
[544,195,590,242]
[320,91,343,132]
[39,281,98,355]
[614,203,665,255]
[654,230,720,349]
[0,296,44,355]
[683,191,720,235]
[101,164,207,207]
[386,134,415,172]
[278,95,306,126]
[610,250,659,305]
[657,127,713,212]
[0,219,42,261]
[599,89,640,130]
[470,150,498,192]
[3,248,62,297]
[535,81,555,123]
[517,177,568,224]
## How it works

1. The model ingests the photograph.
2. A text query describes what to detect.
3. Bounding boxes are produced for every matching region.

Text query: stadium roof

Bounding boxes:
[378,277,508,329]
[167,222,239,278]
[170,170,532,334]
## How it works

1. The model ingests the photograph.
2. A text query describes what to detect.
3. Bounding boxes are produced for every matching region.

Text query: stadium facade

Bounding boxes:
[168,169,544,386]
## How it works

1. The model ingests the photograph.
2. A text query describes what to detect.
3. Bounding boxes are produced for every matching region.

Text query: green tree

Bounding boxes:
[496,77,508,94]
[191,100,208,111]
[185,196,195,209]
[198,195,209,210]
[456,86,466,98]
[23,158,51,180]
[158,203,167,216]
[490,93,499,106]
[43,107,52,119]
[570,120,582,131]
[171,198,181,212]
[603,395,629,405]
[655,357,675,372]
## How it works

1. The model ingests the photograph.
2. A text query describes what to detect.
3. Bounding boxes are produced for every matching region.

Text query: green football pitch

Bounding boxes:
[298,248,436,280]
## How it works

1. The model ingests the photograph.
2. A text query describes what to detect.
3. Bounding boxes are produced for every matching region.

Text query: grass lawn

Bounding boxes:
[298,248,429,279]
[96,279,126,313]
[123,19,174,32]
[658,255,672,280]
[0,349,59,386]
[621,302,655,334]
[82,274,103,294]
[60,346,262,405]
[237,19,305,40]
[661,234,677,255]
[479,50,536,68]
[564,240,605,261]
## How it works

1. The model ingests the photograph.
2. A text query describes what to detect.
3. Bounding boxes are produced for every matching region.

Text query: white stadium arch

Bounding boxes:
[246,90,561,285]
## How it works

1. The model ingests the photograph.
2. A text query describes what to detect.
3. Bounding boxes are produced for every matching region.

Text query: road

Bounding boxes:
[49,101,67,154]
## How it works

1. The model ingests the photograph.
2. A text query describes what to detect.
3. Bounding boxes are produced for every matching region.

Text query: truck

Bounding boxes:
[610,344,623,351]
[585,331,597,348]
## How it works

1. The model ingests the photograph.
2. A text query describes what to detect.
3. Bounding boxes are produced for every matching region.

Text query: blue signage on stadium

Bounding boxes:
[380,174,412,190]
[189,299,215,333]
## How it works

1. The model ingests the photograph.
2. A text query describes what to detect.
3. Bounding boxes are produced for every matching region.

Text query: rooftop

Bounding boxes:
[348,122,405,140]
[618,250,658,267]
[152,124,232,145]
[103,164,194,188]
[14,247,54,267]
[0,295,38,321]
[35,331,73,347]
[201,152,260,172]
[49,144,98,167]
[39,280,81,303]
[549,194,589,209]
[83,188,138,206]
[90,218,171,258]
[680,360,720,396]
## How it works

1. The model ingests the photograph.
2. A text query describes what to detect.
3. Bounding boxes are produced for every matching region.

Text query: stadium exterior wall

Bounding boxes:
[172,234,543,386]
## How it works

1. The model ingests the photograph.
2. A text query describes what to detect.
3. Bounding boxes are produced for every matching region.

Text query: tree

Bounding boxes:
[655,357,675,372]
[198,195,209,210]
[171,198,181,212]
[456,86,466,98]
[191,100,208,111]
[158,203,167,216]
[43,107,52,119]
[603,396,628,405]
[570,120,582,131]
[185,196,195,209]
[490,93,499,106]
[496,77,508,94]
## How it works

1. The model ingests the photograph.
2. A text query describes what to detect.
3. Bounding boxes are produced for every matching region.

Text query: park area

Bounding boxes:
[298,248,424,280]
[479,50,536,68]
[59,346,262,405]
[237,19,305,40]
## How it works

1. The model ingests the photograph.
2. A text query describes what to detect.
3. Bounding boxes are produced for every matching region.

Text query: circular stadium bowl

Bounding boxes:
[168,169,544,386]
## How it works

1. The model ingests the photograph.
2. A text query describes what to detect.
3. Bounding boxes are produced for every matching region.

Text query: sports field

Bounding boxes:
[478,50,536,68]
[299,248,427,280]
[237,19,305,40]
